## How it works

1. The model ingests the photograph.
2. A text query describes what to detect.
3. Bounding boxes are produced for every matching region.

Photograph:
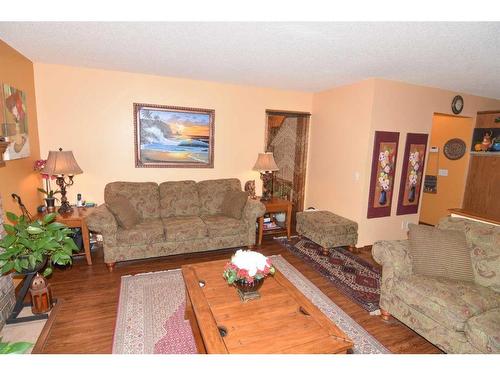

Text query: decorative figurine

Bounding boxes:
[30,273,53,314]
[76,193,83,207]
[244,180,256,199]
[481,130,494,151]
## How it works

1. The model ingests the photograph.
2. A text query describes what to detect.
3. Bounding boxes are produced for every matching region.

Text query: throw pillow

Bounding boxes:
[408,224,474,282]
[221,191,249,220]
[106,194,141,229]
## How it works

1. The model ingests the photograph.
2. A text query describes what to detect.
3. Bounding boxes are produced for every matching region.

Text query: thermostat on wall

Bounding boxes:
[429,146,439,153]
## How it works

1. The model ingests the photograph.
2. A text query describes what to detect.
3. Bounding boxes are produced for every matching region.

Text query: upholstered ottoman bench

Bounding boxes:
[296,210,358,255]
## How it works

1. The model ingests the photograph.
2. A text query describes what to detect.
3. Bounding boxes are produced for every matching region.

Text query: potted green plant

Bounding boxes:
[34,159,60,212]
[37,187,61,212]
[0,212,78,277]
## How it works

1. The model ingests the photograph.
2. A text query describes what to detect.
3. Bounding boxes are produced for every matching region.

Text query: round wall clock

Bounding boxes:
[451,95,464,114]
[444,138,466,160]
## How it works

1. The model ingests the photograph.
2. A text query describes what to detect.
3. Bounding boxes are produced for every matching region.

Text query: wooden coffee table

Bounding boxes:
[182,259,353,354]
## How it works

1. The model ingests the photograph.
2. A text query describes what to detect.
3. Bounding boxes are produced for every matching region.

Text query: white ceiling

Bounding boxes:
[0,22,499,98]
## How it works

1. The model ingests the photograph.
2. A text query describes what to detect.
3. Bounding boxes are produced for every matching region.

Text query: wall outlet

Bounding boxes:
[438,169,448,176]
[354,171,360,181]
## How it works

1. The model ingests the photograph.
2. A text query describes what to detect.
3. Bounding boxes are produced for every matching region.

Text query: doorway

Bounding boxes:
[419,113,473,225]
[265,110,310,220]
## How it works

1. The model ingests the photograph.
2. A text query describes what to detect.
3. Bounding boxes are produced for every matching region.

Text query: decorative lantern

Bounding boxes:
[30,273,53,314]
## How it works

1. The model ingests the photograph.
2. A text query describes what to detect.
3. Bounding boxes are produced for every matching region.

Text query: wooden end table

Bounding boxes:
[257,197,292,246]
[36,207,94,265]
[182,259,353,354]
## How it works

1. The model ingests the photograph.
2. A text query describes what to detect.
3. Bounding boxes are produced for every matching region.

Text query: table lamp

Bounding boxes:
[253,152,279,201]
[43,148,83,214]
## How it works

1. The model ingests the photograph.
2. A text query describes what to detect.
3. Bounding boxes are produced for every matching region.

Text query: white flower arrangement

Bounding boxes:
[408,151,421,186]
[223,249,275,284]
[378,149,393,191]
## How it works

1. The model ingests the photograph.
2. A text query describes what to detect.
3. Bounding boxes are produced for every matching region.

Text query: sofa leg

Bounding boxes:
[247,244,256,249]
[105,262,116,272]
[321,247,329,256]
[380,309,391,321]
[348,245,357,252]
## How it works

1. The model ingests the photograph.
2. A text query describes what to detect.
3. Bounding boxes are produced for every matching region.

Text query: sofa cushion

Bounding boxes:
[464,308,500,353]
[394,274,500,332]
[408,224,474,282]
[196,178,241,215]
[116,219,164,246]
[106,194,141,229]
[162,216,208,241]
[159,180,200,218]
[201,215,246,237]
[105,182,160,219]
[221,190,248,219]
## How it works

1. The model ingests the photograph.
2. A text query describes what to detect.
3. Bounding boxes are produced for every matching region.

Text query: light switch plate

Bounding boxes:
[438,169,448,176]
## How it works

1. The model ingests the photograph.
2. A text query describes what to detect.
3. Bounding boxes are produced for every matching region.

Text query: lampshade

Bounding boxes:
[43,148,83,176]
[252,152,279,172]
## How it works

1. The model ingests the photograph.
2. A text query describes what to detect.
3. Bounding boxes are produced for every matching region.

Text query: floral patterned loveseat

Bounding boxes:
[373,217,500,353]
[86,179,265,270]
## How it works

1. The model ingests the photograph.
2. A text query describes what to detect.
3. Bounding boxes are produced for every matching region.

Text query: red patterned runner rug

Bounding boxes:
[113,255,388,354]
[275,236,381,313]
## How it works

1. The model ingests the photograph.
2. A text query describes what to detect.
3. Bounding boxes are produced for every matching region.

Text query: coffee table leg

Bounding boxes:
[185,290,207,354]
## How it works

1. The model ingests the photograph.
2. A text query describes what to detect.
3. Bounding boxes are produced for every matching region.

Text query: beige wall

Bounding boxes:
[308,78,500,246]
[0,41,41,216]
[419,114,473,225]
[34,63,313,204]
[306,79,375,227]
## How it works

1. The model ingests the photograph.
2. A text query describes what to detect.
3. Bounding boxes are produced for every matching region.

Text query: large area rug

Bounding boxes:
[275,236,381,313]
[113,255,389,354]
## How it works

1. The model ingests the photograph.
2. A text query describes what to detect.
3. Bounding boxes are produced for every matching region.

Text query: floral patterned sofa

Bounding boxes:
[86,179,265,270]
[373,217,500,353]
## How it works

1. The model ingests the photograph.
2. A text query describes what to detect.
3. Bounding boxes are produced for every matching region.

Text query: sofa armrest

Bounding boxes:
[372,239,413,287]
[86,204,118,246]
[242,199,266,223]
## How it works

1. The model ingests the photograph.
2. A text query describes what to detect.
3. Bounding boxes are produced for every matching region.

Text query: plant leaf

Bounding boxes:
[1,261,14,274]
[6,212,18,223]
[42,213,57,224]
[28,255,36,270]
[42,267,52,277]
[26,226,43,235]
[2,223,15,234]
[46,222,66,231]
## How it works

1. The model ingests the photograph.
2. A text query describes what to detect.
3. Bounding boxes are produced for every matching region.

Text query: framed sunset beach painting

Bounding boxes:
[134,103,214,168]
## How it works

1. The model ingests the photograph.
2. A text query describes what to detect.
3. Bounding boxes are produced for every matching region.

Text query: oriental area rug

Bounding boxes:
[275,236,381,313]
[112,255,389,354]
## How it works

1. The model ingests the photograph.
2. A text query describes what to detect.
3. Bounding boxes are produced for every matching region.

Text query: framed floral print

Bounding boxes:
[0,84,30,160]
[367,131,400,219]
[134,103,215,168]
[396,133,429,215]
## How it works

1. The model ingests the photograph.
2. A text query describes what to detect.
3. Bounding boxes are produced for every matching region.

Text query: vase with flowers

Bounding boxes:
[34,159,60,212]
[223,250,275,301]
[377,148,395,206]
[407,151,421,202]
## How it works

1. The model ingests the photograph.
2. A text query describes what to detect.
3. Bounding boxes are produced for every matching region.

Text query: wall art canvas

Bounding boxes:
[134,103,214,168]
[0,84,30,160]
[367,131,400,219]
[396,133,429,215]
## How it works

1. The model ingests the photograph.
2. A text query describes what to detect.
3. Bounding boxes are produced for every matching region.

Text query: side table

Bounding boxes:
[36,207,94,265]
[257,197,293,246]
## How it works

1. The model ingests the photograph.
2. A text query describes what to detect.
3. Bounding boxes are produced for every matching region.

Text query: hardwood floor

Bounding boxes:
[37,238,442,354]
